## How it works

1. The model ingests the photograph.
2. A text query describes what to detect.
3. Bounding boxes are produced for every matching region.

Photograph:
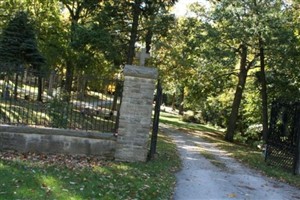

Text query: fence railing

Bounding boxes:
[0,69,123,133]
[265,101,300,174]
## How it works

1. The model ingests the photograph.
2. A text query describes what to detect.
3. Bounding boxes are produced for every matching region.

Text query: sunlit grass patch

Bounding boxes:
[0,132,181,200]
[160,111,224,134]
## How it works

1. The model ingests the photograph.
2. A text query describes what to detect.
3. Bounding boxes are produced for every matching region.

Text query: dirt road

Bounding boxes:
[160,124,300,200]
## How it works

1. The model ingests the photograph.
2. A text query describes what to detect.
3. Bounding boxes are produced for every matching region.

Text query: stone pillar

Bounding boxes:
[115,65,158,162]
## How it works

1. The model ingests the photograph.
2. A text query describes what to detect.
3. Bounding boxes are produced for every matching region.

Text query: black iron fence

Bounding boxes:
[265,101,300,174]
[0,69,123,133]
[149,80,162,160]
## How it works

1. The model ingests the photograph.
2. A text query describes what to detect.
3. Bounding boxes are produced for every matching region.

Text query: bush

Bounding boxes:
[47,97,69,128]
[181,111,204,124]
[182,114,198,123]
[234,124,263,146]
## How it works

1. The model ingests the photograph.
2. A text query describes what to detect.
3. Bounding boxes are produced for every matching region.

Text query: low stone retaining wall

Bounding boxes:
[0,125,116,159]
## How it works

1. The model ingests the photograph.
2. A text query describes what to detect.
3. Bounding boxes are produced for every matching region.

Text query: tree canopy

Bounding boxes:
[0,0,299,144]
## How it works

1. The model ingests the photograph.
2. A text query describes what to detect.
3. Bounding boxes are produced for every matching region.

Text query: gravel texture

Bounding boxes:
[161,124,300,200]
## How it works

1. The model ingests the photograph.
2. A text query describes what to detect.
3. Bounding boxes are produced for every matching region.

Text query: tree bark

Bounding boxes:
[64,59,74,101]
[171,93,176,111]
[64,5,80,101]
[145,29,153,54]
[145,12,155,54]
[76,74,86,101]
[47,70,55,96]
[178,86,184,115]
[112,81,122,112]
[127,0,141,65]
[259,37,269,142]
[37,76,43,102]
[225,44,249,142]
[14,73,19,100]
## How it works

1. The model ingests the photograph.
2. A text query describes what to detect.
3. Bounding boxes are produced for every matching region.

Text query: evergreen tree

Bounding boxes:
[0,11,45,101]
[0,11,45,72]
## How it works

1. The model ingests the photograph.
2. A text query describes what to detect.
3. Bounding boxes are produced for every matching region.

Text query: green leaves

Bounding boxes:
[0,11,45,71]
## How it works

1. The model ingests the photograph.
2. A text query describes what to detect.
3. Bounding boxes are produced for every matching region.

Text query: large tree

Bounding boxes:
[0,11,45,100]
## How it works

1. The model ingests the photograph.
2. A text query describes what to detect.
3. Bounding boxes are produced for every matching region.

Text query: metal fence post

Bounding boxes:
[149,80,162,160]
[294,103,300,175]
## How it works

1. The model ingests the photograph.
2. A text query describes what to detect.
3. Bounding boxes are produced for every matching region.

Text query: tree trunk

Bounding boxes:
[225,44,249,142]
[127,0,141,65]
[171,93,176,111]
[77,74,86,100]
[64,13,78,101]
[37,76,43,102]
[145,29,153,54]
[64,59,73,101]
[259,38,269,142]
[47,70,55,96]
[14,73,19,100]
[178,86,184,115]
[112,81,122,111]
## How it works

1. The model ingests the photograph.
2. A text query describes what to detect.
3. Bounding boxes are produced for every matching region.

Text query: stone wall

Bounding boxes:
[0,125,116,159]
[114,65,158,162]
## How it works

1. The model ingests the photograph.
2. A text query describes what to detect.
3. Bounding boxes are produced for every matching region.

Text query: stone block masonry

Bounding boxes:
[115,65,158,162]
[0,125,116,159]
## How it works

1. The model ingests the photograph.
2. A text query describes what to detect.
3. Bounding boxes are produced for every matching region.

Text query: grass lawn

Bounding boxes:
[0,133,181,200]
[160,111,300,188]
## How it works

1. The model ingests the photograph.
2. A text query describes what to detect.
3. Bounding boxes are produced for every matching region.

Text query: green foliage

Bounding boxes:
[234,124,263,147]
[47,96,69,128]
[201,95,231,128]
[155,0,300,142]
[0,11,45,71]
[1,0,300,145]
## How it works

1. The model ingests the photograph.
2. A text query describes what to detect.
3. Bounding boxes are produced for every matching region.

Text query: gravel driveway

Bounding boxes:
[160,124,300,200]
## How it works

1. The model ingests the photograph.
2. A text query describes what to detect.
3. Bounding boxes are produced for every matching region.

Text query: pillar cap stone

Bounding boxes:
[124,65,158,79]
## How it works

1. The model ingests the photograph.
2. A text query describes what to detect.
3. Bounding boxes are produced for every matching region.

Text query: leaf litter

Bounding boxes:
[0,150,110,169]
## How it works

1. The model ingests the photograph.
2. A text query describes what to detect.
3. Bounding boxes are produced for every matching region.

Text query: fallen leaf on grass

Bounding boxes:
[0,150,109,169]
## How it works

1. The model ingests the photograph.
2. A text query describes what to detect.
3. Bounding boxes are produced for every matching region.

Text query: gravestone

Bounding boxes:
[115,48,157,162]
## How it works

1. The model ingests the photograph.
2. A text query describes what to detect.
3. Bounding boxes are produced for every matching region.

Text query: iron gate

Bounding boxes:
[265,101,300,174]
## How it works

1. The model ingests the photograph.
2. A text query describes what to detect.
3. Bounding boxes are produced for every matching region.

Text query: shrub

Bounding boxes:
[47,97,69,128]
[234,124,263,146]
